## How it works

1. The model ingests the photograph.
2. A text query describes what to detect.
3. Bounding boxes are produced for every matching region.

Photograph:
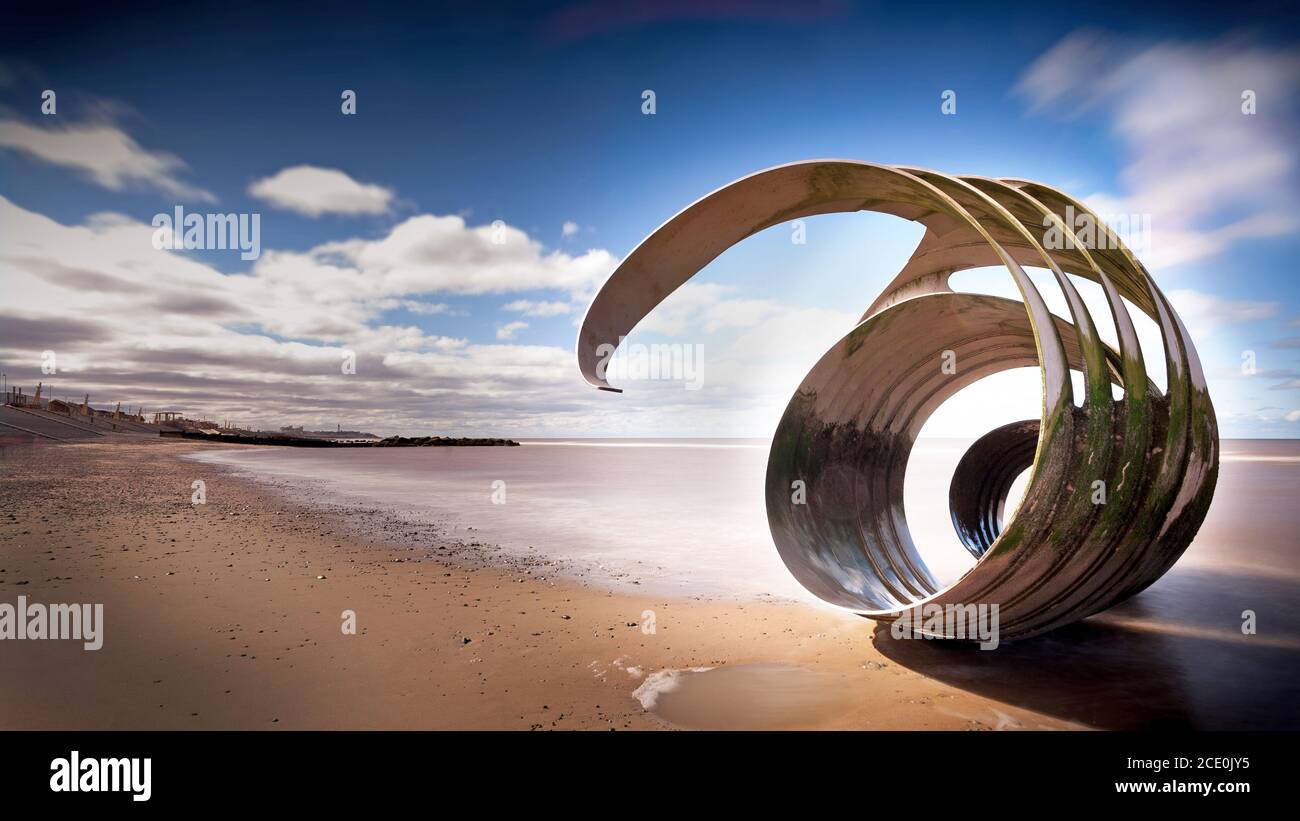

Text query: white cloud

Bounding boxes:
[495,321,528,340]
[1165,289,1279,333]
[634,283,783,336]
[503,299,572,317]
[1016,31,1300,269]
[248,165,394,217]
[0,194,627,434]
[302,213,616,296]
[1286,410,1300,422]
[0,119,214,201]
[389,299,453,315]
[562,220,579,237]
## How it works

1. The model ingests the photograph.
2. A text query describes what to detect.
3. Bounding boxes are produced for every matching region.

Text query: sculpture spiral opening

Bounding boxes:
[577,160,1218,642]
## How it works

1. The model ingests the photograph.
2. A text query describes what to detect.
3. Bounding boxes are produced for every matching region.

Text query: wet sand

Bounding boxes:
[0,440,1086,730]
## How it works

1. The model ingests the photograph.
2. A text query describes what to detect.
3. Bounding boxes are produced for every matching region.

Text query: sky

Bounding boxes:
[1,1,1299,438]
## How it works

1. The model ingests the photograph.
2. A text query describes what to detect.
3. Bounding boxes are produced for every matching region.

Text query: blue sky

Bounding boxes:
[1,1,1298,436]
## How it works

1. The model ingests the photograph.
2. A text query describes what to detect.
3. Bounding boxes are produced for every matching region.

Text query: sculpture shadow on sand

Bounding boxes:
[872,565,1300,730]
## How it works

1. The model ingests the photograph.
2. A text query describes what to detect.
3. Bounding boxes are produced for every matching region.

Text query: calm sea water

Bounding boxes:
[185,438,1300,601]
[190,438,812,601]
[187,438,1300,728]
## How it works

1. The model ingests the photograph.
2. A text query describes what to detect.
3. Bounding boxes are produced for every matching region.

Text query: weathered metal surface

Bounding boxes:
[577,160,1218,641]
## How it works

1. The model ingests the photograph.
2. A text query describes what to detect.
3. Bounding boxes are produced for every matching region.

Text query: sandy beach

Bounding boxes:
[0,440,1090,731]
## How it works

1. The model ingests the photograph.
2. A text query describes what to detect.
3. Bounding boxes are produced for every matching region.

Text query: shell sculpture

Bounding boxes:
[577,161,1218,641]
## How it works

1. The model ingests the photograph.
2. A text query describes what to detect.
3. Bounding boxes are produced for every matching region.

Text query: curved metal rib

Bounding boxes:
[576,160,1218,642]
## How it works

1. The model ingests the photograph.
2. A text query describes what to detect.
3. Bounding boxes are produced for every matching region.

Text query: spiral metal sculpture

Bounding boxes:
[577,161,1218,641]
